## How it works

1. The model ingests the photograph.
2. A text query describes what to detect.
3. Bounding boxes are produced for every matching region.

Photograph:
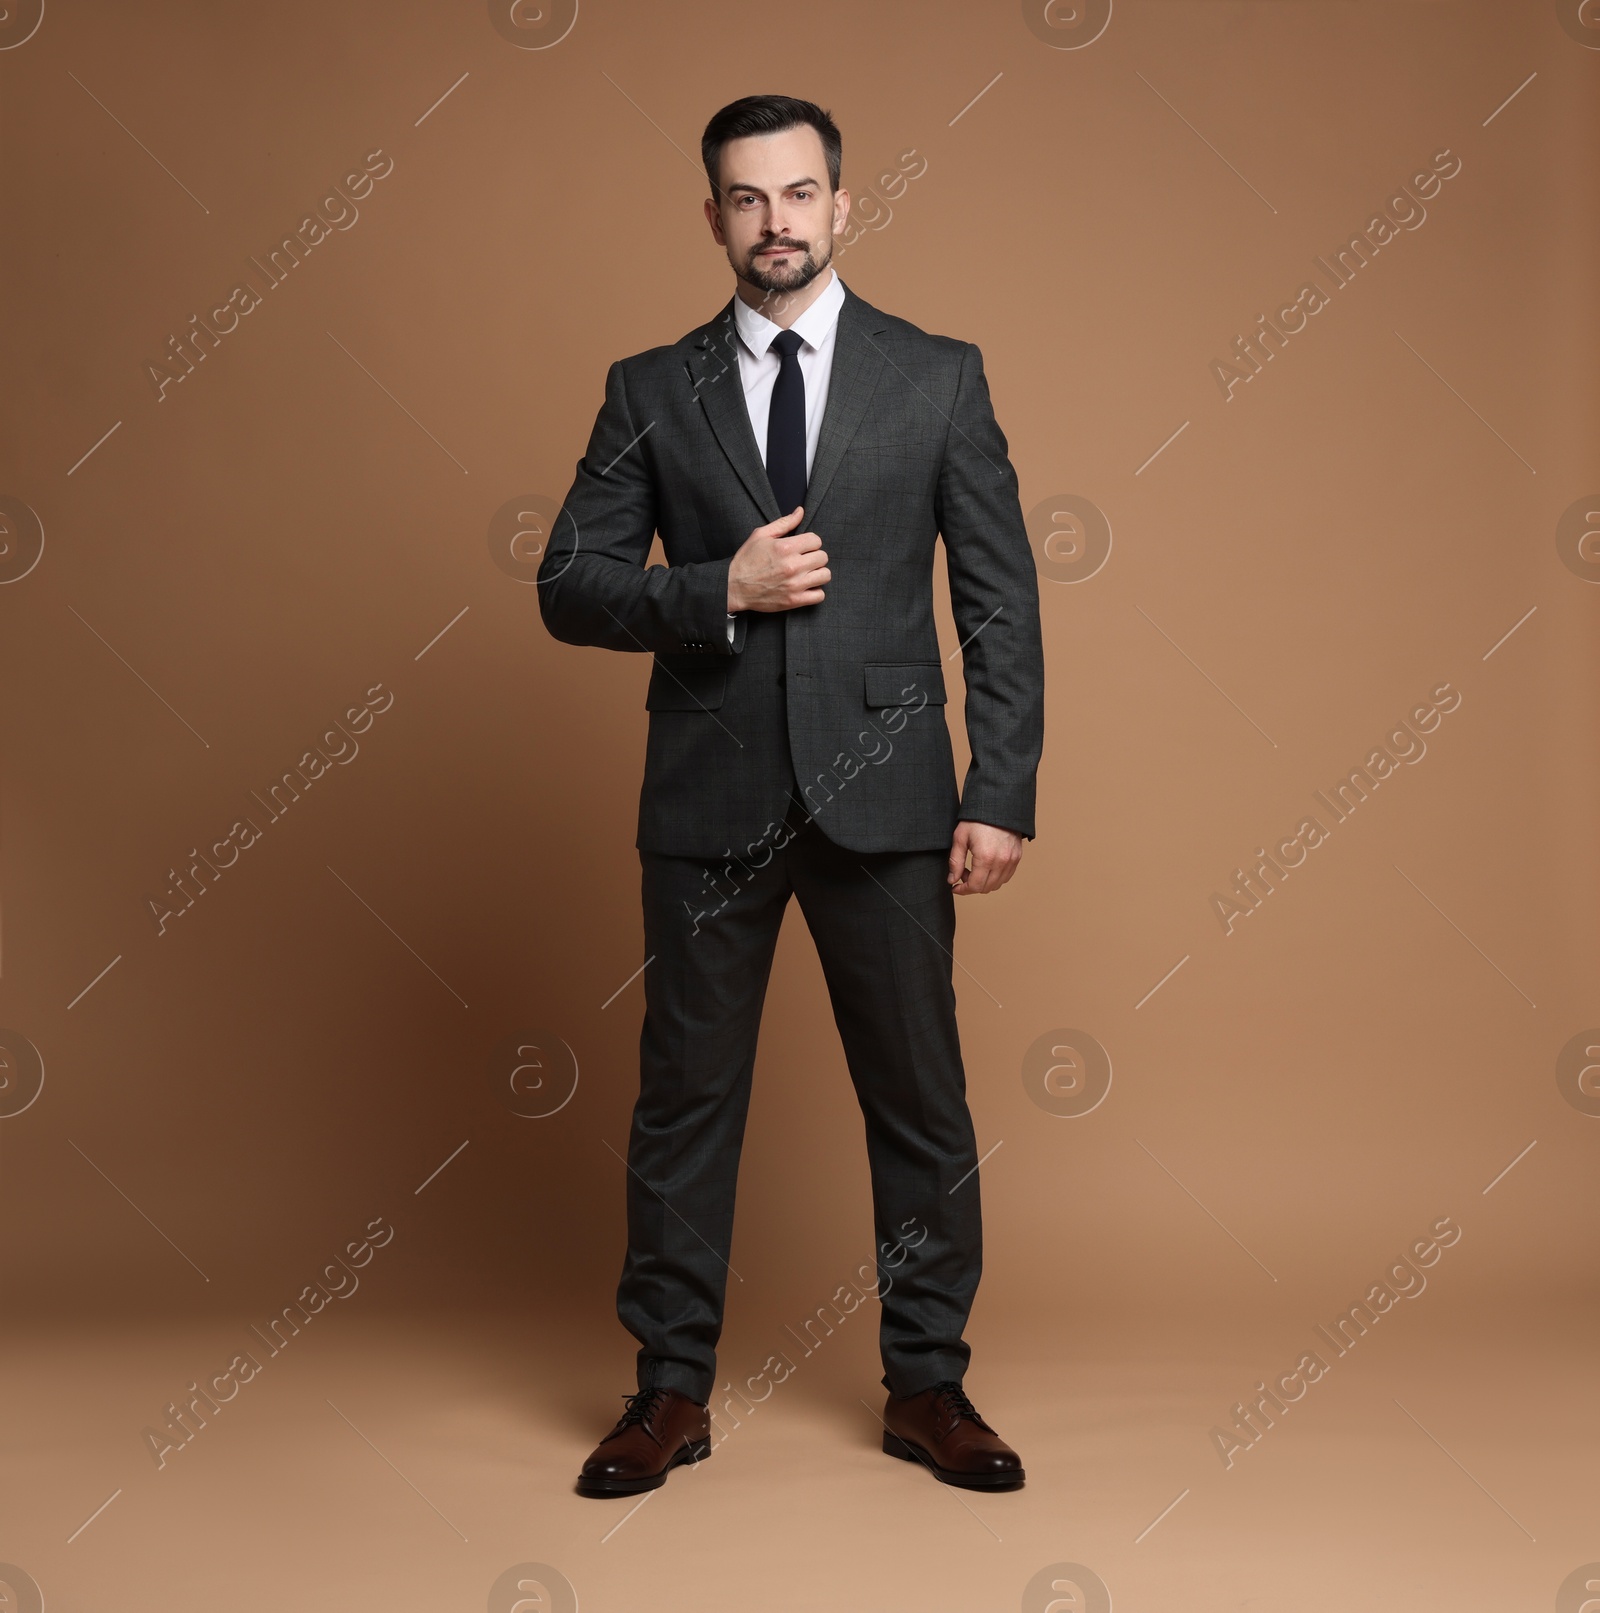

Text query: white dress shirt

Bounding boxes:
[725,270,848,640]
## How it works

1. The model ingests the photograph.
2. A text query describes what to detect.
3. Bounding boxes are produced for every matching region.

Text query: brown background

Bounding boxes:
[2,1,1597,1609]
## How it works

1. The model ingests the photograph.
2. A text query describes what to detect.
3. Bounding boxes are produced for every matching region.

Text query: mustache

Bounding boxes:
[753,239,808,256]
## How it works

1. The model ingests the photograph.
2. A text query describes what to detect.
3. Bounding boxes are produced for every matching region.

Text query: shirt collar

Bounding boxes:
[733,269,847,360]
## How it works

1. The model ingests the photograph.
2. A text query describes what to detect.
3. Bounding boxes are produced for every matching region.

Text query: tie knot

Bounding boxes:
[771,329,804,360]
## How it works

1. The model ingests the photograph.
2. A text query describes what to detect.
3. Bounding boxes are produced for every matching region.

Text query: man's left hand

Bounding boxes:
[947,821,1024,895]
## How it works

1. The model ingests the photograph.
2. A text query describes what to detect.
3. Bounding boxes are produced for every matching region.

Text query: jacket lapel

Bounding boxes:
[800,287,888,528]
[688,302,779,526]
[683,280,890,532]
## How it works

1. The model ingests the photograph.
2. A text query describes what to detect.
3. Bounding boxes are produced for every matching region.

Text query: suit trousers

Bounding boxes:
[619,786,985,1404]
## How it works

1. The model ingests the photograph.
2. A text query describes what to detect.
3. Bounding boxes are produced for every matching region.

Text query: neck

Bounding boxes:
[734,264,835,328]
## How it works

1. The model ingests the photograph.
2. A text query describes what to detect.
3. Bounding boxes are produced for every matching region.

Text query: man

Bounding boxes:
[538,94,1044,1498]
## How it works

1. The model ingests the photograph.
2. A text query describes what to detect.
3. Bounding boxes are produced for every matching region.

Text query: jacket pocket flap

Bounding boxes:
[646,660,727,712]
[863,662,947,708]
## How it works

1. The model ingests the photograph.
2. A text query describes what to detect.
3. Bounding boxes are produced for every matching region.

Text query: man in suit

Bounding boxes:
[538,94,1044,1498]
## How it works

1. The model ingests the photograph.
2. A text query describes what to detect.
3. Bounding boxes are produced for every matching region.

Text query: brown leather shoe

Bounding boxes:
[881,1380,1025,1490]
[576,1386,711,1498]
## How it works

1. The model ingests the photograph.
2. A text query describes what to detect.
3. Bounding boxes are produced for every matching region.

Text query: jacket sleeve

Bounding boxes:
[935,342,1046,839]
[537,359,737,656]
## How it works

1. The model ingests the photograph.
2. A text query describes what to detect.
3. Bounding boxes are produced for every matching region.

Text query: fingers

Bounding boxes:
[780,552,829,607]
[955,858,1011,895]
[757,505,806,538]
[953,859,999,894]
[969,858,1019,894]
[947,824,972,888]
[746,506,827,613]
[949,826,1022,895]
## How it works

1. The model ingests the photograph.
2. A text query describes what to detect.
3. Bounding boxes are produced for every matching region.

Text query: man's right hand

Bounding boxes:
[726,506,830,613]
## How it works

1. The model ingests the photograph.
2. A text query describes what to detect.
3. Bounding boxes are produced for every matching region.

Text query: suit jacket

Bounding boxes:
[536,280,1044,858]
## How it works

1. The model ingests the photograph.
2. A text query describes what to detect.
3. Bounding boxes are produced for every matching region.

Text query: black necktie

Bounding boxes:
[766,328,807,515]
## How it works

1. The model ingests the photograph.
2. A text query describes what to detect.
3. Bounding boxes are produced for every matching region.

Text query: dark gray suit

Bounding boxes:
[537,282,1044,858]
[538,280,1044,1403]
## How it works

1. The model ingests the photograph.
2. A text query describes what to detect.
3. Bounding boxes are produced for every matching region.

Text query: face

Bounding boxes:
[705,124,850,302]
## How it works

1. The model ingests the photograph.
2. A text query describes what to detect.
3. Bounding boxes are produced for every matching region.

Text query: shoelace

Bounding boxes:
[615,1386,670,1431]
[930,1380,992,1429]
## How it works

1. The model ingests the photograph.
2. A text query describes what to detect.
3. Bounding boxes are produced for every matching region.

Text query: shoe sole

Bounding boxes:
[882,1429,1025,1490]
[576,1435,712,1498]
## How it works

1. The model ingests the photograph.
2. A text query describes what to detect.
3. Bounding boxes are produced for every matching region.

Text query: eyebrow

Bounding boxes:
[725,176,823,196]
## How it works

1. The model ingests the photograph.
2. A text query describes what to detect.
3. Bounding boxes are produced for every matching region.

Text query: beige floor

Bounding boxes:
[4,1298,1590,1610]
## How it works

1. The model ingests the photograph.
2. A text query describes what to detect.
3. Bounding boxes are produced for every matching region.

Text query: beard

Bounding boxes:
[740,235,832,302]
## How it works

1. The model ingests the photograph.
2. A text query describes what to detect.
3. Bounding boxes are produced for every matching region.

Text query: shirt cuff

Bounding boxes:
[725,613,735,644]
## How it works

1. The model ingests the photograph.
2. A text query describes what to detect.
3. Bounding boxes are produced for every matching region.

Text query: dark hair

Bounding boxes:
[701,95,842,204]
